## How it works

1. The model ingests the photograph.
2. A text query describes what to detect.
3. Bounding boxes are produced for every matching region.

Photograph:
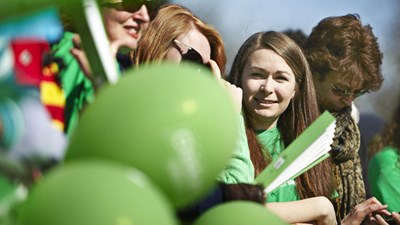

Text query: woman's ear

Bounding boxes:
[291,91,296,99]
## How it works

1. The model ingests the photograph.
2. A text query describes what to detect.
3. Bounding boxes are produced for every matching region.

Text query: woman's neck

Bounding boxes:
[251,118,278,131]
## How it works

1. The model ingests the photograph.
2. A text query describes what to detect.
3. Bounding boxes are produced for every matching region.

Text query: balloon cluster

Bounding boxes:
[17,160,177,225]
[2,2,289,224]
[15,63,259,225]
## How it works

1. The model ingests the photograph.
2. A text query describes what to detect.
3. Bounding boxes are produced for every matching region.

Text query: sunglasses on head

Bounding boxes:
[101,0,162,19]
[173,39,210,70]
[330,83,369,98]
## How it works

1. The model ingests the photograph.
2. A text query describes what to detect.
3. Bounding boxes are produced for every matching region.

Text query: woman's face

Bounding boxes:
[102,4,150,51]
[241,48,296,130]
[165,26,211,65]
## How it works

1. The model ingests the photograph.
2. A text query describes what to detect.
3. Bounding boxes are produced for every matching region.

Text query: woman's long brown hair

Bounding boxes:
[229,31,335,199]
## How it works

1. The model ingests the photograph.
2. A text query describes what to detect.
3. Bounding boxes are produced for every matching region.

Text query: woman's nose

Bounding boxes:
[260,79,274,93]
[132,5,150,23]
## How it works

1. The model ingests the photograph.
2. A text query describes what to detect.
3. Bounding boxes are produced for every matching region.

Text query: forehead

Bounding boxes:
[177,26,211,61]
[246,48,293,74]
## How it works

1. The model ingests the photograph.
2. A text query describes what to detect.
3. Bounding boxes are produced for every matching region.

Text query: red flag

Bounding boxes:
[11,38,50,87]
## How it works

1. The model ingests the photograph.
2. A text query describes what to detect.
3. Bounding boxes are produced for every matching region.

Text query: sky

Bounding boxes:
[170,0,400,120]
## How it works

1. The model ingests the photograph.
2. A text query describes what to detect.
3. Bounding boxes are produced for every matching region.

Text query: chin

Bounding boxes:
[120,40,138,52]
[255,111,277,120]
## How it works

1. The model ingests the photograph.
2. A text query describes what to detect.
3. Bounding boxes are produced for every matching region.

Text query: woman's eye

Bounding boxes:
[275,75,288,81]
[250,72,263,78]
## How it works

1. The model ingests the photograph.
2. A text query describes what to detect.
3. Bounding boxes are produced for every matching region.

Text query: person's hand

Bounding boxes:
[70,34,133,84]
[208,59,243,114]
[372,211,400,225]
[70,34,92,78]
[341,197,390,225]
[392,212,400,224]
[208,59,222,78]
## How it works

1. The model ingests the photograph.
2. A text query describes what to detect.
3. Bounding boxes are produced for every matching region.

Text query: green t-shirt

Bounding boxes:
[368,146,400,212]
[52,32,96,137]
[257,127,299,202]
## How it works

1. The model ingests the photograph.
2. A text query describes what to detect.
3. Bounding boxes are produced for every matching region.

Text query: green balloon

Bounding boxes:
[65,63,238,208]
[16,160,178,225]
[193,201,289,225]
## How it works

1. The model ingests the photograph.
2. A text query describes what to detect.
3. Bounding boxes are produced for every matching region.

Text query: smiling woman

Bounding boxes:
[228,31,337,224]
[101,0,151,50]
[240,48,296,131]
[52,0,166,136]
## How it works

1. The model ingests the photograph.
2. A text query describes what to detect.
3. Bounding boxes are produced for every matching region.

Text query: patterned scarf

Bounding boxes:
[330,107,366,221]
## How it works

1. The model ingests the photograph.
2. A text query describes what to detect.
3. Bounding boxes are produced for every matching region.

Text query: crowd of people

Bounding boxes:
[1,0,399,224]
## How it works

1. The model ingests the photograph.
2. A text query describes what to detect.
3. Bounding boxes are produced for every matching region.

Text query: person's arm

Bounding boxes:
[266,196,337,225]
[209,59,255,184]
[209,59,242,114]
[217,114,254,184]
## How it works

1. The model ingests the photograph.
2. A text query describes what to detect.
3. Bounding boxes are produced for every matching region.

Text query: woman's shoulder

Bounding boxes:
[370,146,399,167]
